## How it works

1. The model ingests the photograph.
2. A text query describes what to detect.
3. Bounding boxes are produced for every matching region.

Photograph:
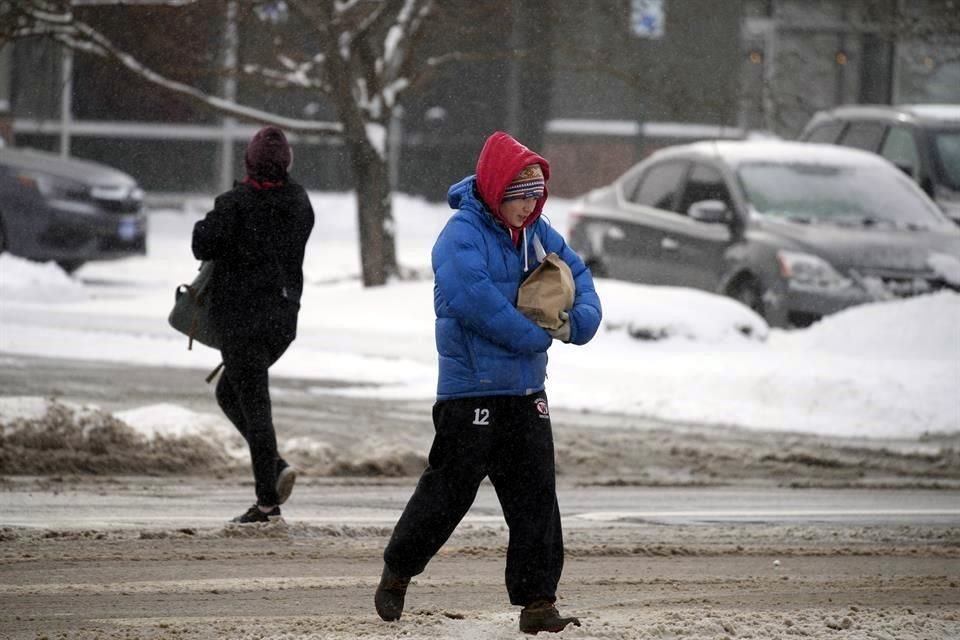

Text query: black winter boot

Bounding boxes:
[519,600,581,634]
[230,504,281,524]
[275,460,297,505]
[374,564,411,621]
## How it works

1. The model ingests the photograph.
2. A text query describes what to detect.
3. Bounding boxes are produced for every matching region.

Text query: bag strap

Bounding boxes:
[205,361,224,384]
[183,262,214,351]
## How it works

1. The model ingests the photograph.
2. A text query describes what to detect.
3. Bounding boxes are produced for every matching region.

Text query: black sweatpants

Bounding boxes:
[383,392,564,607]
[216,334,291,507]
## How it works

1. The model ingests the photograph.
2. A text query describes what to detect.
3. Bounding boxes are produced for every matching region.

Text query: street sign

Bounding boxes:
[631,0,665,39]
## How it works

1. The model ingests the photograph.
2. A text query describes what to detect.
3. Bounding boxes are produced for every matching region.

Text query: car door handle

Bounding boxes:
[661,237,679,250]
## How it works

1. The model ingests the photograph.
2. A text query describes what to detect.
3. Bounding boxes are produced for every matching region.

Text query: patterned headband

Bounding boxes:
[502,164,545,202]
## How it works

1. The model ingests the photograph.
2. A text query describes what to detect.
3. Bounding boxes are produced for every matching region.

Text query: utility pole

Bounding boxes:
[59,47,73,158]
[0,44,12,145]
[505,0,521,136]
[220,1,239,191]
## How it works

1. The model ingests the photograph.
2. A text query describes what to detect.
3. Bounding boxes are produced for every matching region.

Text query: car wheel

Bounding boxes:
[0,216,7,254]
[57,260,85,274]
[729,276,767,318]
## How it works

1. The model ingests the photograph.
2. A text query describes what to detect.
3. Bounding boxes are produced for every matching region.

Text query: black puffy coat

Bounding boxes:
[192,181,315,344]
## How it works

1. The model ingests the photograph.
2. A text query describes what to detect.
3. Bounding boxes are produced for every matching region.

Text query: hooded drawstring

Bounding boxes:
[523,227,529,272]
[522,228,549,273]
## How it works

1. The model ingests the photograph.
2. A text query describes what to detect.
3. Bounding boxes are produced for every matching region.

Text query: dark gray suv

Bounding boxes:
[567,140,960,328]
[799,104,960,225]
[0,146,147,273]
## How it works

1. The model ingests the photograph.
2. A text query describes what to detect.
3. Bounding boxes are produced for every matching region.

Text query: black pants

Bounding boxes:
[383,392,564,607]
[216,334,291,507]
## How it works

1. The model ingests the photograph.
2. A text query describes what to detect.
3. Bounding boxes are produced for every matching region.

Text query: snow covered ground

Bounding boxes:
[1,192,958,440]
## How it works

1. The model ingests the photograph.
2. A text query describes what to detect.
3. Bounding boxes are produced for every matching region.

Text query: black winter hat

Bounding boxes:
[245,126,292,181]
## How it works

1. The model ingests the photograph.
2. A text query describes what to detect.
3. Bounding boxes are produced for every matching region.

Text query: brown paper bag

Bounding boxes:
[517,253,575,330]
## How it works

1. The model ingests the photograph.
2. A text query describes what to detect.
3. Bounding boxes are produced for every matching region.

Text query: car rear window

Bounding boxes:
[737,161,948,228]
[838,122,886,151]
[804,122,844,143]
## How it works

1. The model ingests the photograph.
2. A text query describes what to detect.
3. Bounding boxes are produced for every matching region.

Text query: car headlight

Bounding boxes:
[16,170,89,200]
[777,250,853,290]
[91,183,143,202]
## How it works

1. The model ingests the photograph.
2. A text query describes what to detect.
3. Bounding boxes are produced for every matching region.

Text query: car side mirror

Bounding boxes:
[687,199,729,224]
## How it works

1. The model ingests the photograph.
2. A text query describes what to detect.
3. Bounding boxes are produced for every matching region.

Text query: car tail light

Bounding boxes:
[15,174,39,191]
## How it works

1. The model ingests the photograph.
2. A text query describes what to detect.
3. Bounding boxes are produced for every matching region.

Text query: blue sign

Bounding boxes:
[631,0,665,39]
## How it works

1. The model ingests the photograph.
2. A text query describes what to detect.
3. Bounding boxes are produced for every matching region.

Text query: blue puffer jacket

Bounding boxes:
[433,176,602,400]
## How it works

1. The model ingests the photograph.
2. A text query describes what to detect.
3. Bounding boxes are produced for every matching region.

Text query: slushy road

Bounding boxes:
[3,476,959,531]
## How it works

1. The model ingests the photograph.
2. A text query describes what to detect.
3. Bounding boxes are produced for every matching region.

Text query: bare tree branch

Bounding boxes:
[5,3,342,133]
[1,0,457,286]
[71,1,199,6]
[381,0,432,105]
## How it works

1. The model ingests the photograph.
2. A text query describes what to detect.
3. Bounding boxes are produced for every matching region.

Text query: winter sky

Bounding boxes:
[0,192,957,441]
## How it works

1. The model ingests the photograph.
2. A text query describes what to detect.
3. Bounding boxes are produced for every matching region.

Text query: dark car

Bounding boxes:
[567,140,960,328]
[798,104,960,225]
[0,146,147,272]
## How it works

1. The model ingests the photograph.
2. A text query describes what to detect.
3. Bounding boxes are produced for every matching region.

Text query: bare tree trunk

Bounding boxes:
[313,0,400,289]
[347,137,398,287]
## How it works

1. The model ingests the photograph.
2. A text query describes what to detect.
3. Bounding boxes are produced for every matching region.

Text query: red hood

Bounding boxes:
[475,132,550,239]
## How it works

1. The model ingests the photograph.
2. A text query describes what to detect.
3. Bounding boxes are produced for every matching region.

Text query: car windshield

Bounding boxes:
[930,129,960,191]
[737,161,948,228]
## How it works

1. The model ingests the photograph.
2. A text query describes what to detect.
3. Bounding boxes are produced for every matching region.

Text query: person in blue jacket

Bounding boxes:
[375,131,602,634]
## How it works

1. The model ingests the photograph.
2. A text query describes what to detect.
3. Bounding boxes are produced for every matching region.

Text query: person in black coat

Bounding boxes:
[192,126,315,524]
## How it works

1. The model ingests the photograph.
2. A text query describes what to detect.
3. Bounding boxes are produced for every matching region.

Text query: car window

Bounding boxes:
[838,122,886,151]
[628,161,686,211]
[737,161,947,228]
[676,163,731,215]
[879,126,921,178]
[804,122,844,143]
[619,165,645,203]
[930,129,960,191]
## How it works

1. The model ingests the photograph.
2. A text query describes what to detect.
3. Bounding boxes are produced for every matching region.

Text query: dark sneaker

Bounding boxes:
[374,564,411,621]
[519,600,581,634]
[231,504,281,524]
[276,465,297,505]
